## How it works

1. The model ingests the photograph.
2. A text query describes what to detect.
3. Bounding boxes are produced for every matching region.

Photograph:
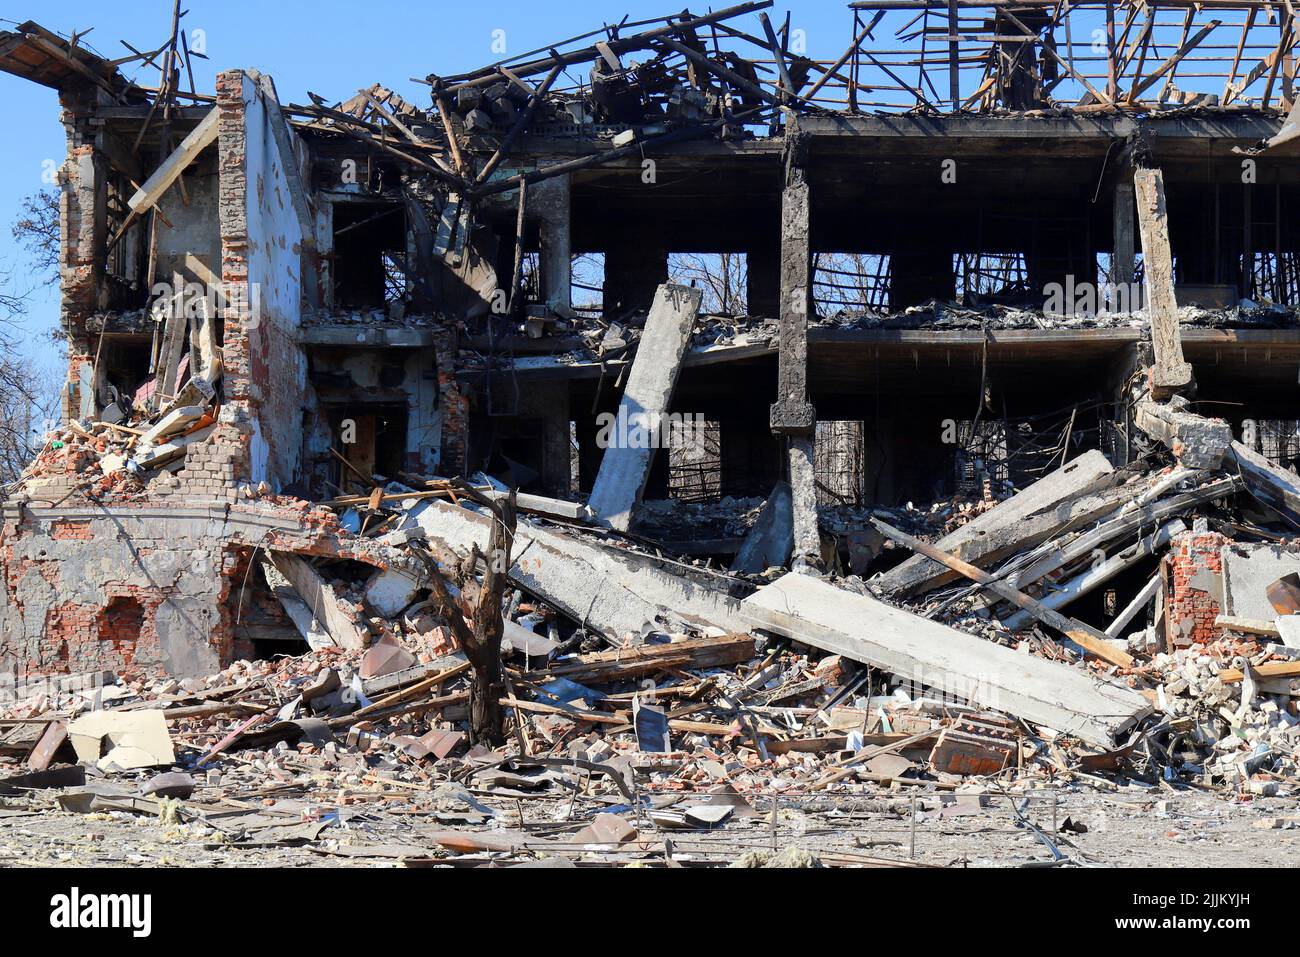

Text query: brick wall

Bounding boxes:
[0,501,414,680]
[1166,530,1229,647]
[432,326,467,475]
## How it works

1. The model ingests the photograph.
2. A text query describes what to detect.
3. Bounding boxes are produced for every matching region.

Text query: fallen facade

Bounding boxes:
[2,3,1300,846]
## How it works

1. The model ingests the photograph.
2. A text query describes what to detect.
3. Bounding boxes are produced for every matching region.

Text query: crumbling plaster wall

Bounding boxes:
[0,500,413,679]
[215,69,310,494]
[0,508,232,679]
[241,71,308,490]
[155,162,222,287]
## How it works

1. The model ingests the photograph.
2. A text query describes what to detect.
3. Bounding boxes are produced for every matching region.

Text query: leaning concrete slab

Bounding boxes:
[588,283,702,532]
[405,498,749,642]
[269,554,368,651]
[743,573,1152,747]
[261,558,335,651]
[731,481,793,574]
[1134,167,1193,397]
[873,449,1116,599]
[1229,440,1300,522]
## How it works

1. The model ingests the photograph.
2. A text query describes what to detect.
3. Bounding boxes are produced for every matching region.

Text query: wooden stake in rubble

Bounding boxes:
[1133,167,1193,397]
[410,482,518,745]
[870,518,1135,669]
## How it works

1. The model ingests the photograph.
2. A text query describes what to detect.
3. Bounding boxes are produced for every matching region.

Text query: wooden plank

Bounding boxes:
[871,519,1135,668]
[1219,660,1300,683]
[153,273,190,410]
[521,634,755,684]
[127,106,219,214]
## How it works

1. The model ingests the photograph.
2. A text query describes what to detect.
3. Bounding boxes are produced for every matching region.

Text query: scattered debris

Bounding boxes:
[2,2,1300,869]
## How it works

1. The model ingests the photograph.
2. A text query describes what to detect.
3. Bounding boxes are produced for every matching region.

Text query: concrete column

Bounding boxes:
[788,435,822,570]
[769,134,820,570]
[534,174,572,311]
[1112,175,1136,287]
[1135,167,1193,397]
[770,133,815,437]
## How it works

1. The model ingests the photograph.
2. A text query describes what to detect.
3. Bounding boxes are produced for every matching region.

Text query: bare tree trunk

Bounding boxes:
[465,490,515,743]
[411,483,517,746]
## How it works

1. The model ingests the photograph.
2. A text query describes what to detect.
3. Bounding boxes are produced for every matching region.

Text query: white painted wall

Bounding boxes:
[241,73,307,489]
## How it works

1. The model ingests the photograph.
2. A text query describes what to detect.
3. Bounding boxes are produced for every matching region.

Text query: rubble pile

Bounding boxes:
[5,394,1300,865]
[6,2,1300,871]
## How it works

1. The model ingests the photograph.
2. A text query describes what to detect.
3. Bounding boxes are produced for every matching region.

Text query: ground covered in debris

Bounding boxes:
[3,776,1298,868]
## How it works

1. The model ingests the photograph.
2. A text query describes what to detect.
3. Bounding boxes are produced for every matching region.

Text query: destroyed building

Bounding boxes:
[2,0,1300,789]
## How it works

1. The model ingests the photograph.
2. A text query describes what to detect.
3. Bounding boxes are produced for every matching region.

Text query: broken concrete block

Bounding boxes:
[731,481,794,574]
[1276,615,1300,650]
[67,709,176,771]
[364,566,421,618]
[407,498,750,642]
[1136,398,1232,468]
[502,618,558,657]
[1222,543,1300,621]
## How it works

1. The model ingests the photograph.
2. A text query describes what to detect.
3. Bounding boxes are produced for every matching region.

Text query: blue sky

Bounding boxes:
[0,1,858,376]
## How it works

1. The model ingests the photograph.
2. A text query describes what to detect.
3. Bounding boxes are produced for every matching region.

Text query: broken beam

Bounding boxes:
[870,519,1135,668]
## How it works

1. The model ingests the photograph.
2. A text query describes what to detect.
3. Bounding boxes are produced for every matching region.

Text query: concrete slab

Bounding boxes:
[743,573,1152,747]
[364,567,422,618]
[731,481,793,574]
[588,283,702,532]
[404,498,750,642]
[1222,542,1300,622]
[873,449,1116,598]
[269,554,368,651]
